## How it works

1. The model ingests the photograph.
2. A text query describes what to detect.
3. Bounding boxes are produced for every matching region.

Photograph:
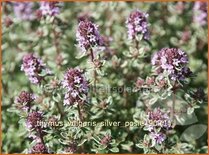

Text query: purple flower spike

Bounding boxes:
[26,111,43,129]
[100,134,112,145]
[146,108,172,132]
[16,91,35,104]
[193,2,208,26]
[15,91,35,111]
[62,68,88,106]
[31,143,48,154]
[39,2,60,16]
[126,10,149,40]
[76,20,103,52]
[21,54,51,84]
[151,48,191,81]
[13,2,34,20]
[64,142,77,153]
[150,132,166,144]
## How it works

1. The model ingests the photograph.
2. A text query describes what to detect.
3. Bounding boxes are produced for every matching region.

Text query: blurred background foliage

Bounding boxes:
[1,1,208,153]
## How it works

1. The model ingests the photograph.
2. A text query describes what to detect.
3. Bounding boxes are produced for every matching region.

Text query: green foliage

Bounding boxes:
[2,1,208,154]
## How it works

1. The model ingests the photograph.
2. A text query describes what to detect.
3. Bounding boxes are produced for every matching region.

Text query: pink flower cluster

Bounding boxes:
[21,54,51,84]
[26,111,43,129]
[39,2,60,16]
[193,2,208,26]
[16,91,35,104]
[126,10,149,40]
[30,143,48,154]
[76,20,103,52]
[151,48,192,81]
[16,91,35,111]
[13,2,34,20]
[62,68,88,106]
[144,108,172,144]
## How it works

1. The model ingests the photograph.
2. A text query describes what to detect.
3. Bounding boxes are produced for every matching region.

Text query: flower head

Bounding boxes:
[76,20,103,52]
[150,132,166,144]
[4,17,13,27]
[64,142,77,153]
[39,2,60,16]
[100,134,112,145]
[126,10,149,40]
[142,108,171,146]
[31,143,48,154]
[16,91,35,111]
[151,48,192,81]
[193,2,208,26]
[26,111,43,129]
[16,91,35,104]
[13,2,34,20]
[145,108,172,132]
[140,108,172,147]
[62,68,88,106]
[135,77,145,89]
[21,54,51,84]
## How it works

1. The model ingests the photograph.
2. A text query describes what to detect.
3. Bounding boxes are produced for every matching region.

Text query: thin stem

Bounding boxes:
[152,147,161,154]
[89,48,97,94]
[53,28,60,55]
[27,103,31,113]
[171,82,177,125]
[135,38,139,49]
[77,104,83,122]
[55,102,65,119]
[93,70,97,94]
[37,127,46,147]
[171,92,175,122]
[170,83,177,127]
[90,48,94,62]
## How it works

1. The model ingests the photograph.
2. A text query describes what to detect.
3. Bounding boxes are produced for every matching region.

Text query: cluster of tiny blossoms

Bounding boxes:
[16,91,35,105]
[151,48,192,81]
[62,68,88,106]
[16,91,35,111]
[21,54,51,84]
[39,2,60,16]
[26,111,48,154]
[143,108,172,145]
[26,111,43,129]
[193,2,208,26]
[10,2,202,152]
[135,76,169,92]
[13,2,34,20]
[64,141,77,153]
[25,103,48,153]
[30,143,48,154]
[126,10,149,40]
[100,134,112,146]
[76,20,103,53]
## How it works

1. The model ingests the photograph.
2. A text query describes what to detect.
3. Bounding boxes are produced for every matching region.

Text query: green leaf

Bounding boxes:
[78,139,87,146]
[180,124,207,142]
[110,147,119,152]
[121,141,133,151]
[52,93,61,102]
[148,97,158,105]
[187,107,194,115]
